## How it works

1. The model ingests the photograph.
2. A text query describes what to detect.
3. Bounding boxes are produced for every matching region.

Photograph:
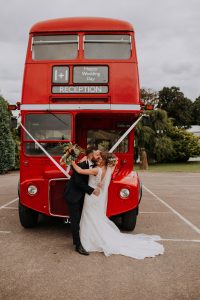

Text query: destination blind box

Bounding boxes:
[52,65,108,94]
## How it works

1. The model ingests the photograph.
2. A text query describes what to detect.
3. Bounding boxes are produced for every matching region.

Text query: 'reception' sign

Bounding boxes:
[52,86,108,94]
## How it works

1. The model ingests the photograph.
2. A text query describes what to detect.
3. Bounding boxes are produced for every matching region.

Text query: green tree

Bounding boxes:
[135,108,200,163]
[135,109,174,164]
[11,125,20,170]
[147,109,174,162]
[148,108,172,132]
[140,88,159,106]
[135,123,155,150]
[0,96,15,174]
[192,96,200,125]
[153,136,174,162]
[134,122,154,168]
[158,86,193,128]
[166,127,200,162]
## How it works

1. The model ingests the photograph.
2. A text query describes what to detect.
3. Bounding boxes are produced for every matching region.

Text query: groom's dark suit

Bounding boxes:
[64,161,94,247]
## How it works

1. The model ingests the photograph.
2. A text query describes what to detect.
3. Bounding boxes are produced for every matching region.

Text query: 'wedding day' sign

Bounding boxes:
[73,66,108,83]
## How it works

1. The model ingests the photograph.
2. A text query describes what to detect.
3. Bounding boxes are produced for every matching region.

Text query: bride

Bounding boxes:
[71,152,164,259]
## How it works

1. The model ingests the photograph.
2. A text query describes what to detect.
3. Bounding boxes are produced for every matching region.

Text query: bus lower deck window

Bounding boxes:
[25,142,64,156]
[84,35,131,59]
[24,114,71,140]
[32,35,78,60]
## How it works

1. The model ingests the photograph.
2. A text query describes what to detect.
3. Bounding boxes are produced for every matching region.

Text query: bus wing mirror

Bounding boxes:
[8,102,21,111]
[145,104,154,110]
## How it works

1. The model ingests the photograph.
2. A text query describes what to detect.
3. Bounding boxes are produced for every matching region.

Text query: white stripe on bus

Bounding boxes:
[111,104,140,110]
[20,104,141,111]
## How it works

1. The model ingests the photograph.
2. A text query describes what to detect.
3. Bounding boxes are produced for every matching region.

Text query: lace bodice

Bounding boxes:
[88,167,102,189]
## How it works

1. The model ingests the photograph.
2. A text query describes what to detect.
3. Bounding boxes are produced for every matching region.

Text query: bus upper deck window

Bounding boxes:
[32,35,78,60]
[84,35,131,59]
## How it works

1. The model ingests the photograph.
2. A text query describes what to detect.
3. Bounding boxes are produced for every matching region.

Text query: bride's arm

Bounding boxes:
[71,161,98,175]
[110,166,115,174]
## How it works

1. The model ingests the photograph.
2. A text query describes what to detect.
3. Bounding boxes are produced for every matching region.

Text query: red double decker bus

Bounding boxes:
[18,17,142,230]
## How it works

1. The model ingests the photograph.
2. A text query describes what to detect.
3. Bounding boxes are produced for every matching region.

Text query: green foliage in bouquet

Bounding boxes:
[60,142,85,166]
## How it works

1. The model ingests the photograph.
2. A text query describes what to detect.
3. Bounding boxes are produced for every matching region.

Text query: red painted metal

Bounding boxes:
[19,17,142,219]
[30,17,133,33]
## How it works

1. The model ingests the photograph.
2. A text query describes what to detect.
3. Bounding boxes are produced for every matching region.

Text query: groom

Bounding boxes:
[64,148,101,255]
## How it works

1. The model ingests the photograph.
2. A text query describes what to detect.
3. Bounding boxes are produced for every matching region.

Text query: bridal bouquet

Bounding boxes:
[60,142,85,167]
[107,153,118,167]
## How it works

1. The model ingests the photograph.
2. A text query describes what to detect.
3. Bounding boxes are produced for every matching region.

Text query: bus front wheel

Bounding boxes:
[121,207,138,231]
[18,201,39,228]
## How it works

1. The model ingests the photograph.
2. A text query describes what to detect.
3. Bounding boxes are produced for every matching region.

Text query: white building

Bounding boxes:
[187,125,200,137]
[187,125,200,161]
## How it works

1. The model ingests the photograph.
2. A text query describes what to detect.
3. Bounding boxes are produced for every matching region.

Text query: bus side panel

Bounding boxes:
[106,172,140,217]
[22,64,49,103]
[20,177,50,215]
[19,155,50,215]
[110,63,140,105]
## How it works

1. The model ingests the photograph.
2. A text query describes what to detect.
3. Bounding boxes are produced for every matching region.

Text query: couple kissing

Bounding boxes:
[64,148,115,255]
[64,148,164,259]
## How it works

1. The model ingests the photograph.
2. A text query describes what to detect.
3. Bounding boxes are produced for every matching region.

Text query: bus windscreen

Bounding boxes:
[24,114,71,140]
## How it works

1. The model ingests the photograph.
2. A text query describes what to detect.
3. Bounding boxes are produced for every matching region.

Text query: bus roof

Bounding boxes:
[30,17,134,33]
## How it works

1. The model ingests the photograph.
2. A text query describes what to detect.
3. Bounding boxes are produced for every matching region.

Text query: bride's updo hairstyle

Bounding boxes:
[100,152,117,167]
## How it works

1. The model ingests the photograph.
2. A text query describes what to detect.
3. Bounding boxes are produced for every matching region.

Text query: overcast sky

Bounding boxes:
[0,0,199,104]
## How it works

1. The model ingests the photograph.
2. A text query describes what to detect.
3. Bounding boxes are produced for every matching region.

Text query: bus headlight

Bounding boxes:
[120,188,130,199]
[28,185,38,196]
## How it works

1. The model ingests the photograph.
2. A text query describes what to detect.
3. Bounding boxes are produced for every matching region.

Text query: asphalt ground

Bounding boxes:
[0,171,199,300]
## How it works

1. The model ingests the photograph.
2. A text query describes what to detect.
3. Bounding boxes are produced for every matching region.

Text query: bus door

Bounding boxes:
[75,113,135,168]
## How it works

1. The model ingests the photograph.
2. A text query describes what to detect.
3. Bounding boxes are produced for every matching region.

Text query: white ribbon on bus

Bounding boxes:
[20,122,71,179]
[20,114,143,178]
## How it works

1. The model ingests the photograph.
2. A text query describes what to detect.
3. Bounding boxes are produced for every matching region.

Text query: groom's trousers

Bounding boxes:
[68,197,84,247]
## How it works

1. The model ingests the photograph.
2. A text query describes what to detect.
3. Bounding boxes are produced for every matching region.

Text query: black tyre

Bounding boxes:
[109,215,122,228]
[121,207,138,231]
[139,184,142,203]
[18,201,39,228]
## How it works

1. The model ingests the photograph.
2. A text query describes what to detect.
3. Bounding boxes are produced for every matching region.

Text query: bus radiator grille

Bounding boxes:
[49,179,69,217]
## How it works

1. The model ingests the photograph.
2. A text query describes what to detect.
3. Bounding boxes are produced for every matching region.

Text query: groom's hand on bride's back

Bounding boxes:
[93,188,100,196]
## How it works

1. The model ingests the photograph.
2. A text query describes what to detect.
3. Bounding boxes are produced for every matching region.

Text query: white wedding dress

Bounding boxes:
[80,167,164,259]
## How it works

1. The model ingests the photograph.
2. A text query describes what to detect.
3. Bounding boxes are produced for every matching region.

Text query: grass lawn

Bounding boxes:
[134,161,200,172]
